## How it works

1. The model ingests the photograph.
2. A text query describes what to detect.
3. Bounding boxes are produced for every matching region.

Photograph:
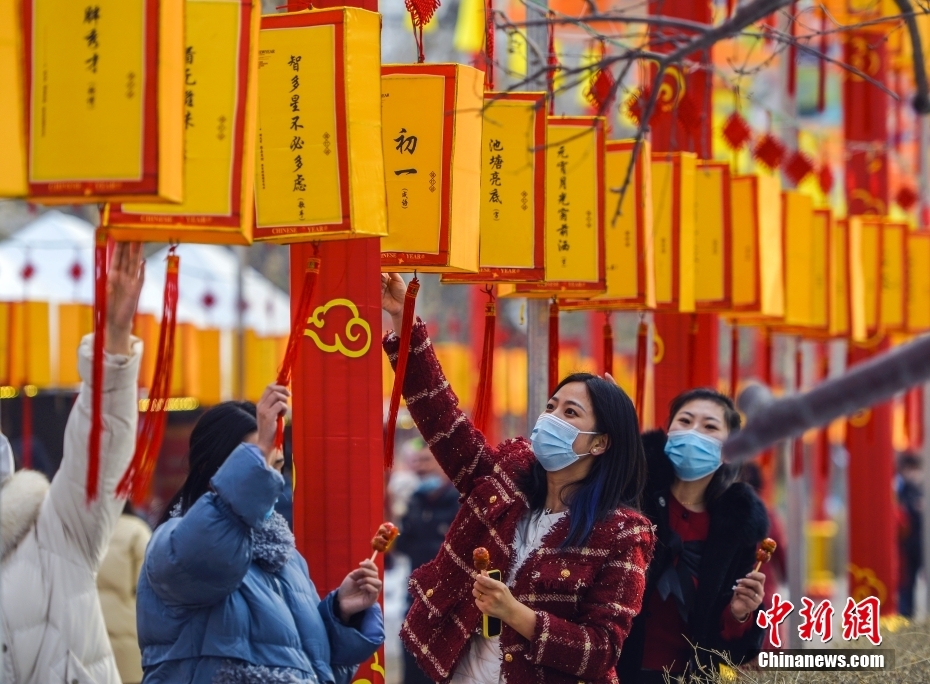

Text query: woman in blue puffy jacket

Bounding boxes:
[137,385,384,684]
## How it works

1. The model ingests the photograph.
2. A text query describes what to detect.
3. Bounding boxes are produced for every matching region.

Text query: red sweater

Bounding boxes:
[384,321,655,684]
[641,495,753,673]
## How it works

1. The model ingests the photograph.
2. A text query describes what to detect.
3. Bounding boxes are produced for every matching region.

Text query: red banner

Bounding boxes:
[291,239,386,682]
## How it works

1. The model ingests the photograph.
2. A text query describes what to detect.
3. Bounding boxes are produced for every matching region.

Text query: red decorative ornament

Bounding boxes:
[675,92,702,134]
[752,133,787,171]
[202,291,216,310]
[722,112,753,150]
[896,185,919,212]
[818,163,834,195]
[783,150,815,186]
[585,41,615,115]
[69,261,84,283]
[405,0,441,63]
[626,86,651,126]
[20,263,35,282]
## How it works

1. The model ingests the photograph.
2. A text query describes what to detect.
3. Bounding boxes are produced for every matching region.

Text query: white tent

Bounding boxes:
[0,211,291,337]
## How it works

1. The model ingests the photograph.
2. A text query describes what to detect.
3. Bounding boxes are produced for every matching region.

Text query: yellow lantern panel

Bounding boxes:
[907,232,930,333]
[857,217,883,337]
[841,217,868,342]
[694,161,732,312]
[0,0,26,197]
[441,91,547,284]
[380,63,483,272]
[825,211,851,338]
[0,301,51,387]
[56,303,93,386]
[729,174,783,317]
[105,0,260,244]
[780,191,824,331]
[499,116,607,298]
[179,325,221,405]
[253,8,386,243]
[23,0,184,203]
[561,139,654,311]
[881,221,907,333]
[652,152,695,313]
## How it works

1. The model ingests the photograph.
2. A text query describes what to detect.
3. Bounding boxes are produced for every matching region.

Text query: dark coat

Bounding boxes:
[617,430,769,682]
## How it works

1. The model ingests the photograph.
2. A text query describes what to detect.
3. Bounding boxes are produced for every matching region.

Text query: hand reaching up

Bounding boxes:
[106,242,145,356]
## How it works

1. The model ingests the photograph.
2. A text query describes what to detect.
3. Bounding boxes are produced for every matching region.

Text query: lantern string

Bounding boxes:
[87,228,108,503]
[816,5,827,113]
[602,311,613,377]
[635,315,648,420]
[117,247,180,503]
[548,298,559,395]
[385,276,421,470]
[472,287,496,435]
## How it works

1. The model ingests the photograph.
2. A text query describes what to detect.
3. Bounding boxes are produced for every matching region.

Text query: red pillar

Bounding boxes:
[843,27,898,612]
[291,239,386,680]
[648,0,718,427]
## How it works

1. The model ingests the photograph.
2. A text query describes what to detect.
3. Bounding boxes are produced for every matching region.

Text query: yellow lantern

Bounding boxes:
[838,217,868,342]
[907,232,930,333]
[380,63,483,272]
[105,0,261,244]
[778,191,827,332]
[652,152,696,312]
[56,303,93,386]
[728,174,783,317]
[0,301,51,388]
[822,209,851,338]
[252,8,386,243]
[179,325,221,406]
[562,139,654,311]
[880,220,907,333]
[21,0,184,203]
[694,161,732,312]
[441,91,547,284]
[499,116,607,298]
[0,0,26,197]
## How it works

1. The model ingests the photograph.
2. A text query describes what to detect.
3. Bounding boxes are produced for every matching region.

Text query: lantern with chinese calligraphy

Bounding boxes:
[694,162,732,312]
[0,0,26,197]
[880,220,907,333]
[498,116,607,297]
[838,217,868,342]
[441,91,547,283]
[907,232,930,334]
[21,0,184,203]
[0,301,51,388]
[728,174,783,318]
[252,8,386,243]
[380,63,483,272]
[561,139,654,310]
[652,152,695,312]
[105,0,260,244]
[775,198,830,335]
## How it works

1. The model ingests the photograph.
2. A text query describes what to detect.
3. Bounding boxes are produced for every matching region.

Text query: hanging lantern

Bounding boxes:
[694,161,732,312]
[775,200,830,335]
[56,303,94,386]
[252,8,386,243]
[180,325,221,406]
[20,0,184,203]
[561,139,654,311]
[728,174,783,317]
[879,220,907,333]
[0,302,51,388]
[105,0,261,244]
[379,63,483,272]
[499,116,607,298]
[652,152,696,312]
[0,0,26,197]
[907,232,930,334]
[441,91,547,284]
[821,209,849,338]
[837,217,868,342]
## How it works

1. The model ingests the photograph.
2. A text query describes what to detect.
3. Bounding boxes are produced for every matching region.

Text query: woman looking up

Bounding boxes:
[617,388,769,684]
[381,273,655,684]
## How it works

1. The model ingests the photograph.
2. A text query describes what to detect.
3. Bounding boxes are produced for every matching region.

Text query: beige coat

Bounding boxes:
[1,335,140,684]
[98,513,151,684]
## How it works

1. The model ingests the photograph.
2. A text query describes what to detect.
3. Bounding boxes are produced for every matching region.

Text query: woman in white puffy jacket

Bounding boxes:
[1,242,145,684]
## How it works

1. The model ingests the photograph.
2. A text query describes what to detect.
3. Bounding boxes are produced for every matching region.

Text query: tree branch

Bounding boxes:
[893,0,930,113]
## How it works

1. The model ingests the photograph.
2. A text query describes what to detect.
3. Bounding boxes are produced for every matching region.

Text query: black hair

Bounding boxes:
[519,373,647,548]
[667,387,741,507]
[157,401,258,527]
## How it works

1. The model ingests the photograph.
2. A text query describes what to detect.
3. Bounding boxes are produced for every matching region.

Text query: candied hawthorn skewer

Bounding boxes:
[369,522,400,562]
[753,537,777,573]
[473,547,491,573]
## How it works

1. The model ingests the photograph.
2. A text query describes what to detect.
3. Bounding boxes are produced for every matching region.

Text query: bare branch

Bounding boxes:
[892,0,930,113]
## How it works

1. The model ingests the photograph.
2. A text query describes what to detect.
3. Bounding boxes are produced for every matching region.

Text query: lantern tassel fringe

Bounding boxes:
[385,277,420,470]
[87,230,108,503]
[472,293,496,435]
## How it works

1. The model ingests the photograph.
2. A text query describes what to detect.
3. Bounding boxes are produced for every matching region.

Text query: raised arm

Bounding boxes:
[38,243,144,570]
[381,275,518,494]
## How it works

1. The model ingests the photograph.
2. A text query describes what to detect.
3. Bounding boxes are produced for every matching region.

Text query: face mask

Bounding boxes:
[530,413,599,472]
[664,429,723,481]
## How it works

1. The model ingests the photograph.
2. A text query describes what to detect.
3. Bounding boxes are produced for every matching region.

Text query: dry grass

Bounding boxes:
[658,620,930,684]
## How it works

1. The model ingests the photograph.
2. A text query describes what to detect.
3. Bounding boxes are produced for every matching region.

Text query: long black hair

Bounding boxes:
[156,401,258,527]
[519,373,647,548]
[667,387,741,507]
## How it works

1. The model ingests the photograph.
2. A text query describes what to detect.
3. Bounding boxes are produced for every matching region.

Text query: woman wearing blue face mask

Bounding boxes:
[616,388,769,684]
[381,273,654,684]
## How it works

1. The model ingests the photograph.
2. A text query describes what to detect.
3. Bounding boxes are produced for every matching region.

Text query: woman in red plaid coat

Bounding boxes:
[382,274,655,684]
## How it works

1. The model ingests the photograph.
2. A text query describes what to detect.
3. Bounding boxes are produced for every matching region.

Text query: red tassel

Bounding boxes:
[753,133,787,171]
[895,69,903,155]
[21,390,32,470]
[472,295,496,435]
[722,111,753,151]
[787,1,798,98]
[548,300,559,395]
[87,230,108,503]
[634,318,648,420]
[906,388,924,451]
[818,163,834,195]
[783,150,815,186]
[791,346,803,477]
[405,0,440,63]
[817,8,828,113]
[117,250,180,502]
[726,0,734,18]
[274,256,322,450]
[585,41,615,115]
[385,277,420,470]
[602,313,613,377]
[730,326,740,400]
[687,315,699,389]
[675,92,702,134]
[547,15,557,115]
[484,0,494,90]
